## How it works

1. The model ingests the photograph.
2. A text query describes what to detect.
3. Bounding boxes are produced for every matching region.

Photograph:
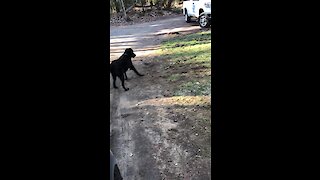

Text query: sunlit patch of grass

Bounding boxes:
[137,96,211,107]
[161,31,211,48]
[158,43,211,67]
[174,79,211,96]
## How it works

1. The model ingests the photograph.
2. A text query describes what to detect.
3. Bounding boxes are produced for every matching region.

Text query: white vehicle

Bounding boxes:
[182,0,211,28]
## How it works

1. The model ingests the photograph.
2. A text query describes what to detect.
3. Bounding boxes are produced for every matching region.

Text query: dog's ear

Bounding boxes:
[124,48,131,55]
[125,48,132,52]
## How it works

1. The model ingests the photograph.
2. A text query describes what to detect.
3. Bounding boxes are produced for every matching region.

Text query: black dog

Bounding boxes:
[110,48,144,91]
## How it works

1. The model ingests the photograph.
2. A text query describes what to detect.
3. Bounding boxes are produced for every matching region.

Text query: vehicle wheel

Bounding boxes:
[114,164,123,180]
[185,10,191,23]
[199,13,211,28]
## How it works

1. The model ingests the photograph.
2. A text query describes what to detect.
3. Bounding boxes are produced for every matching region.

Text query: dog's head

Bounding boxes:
[124,48,136,58]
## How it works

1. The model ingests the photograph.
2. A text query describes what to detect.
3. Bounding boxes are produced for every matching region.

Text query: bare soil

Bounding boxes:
[110,16,211,180]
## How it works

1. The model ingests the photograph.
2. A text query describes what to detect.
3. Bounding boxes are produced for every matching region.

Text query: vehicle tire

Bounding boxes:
[185,10,191,23]
[199,13,211,28]
[114,164,123,180]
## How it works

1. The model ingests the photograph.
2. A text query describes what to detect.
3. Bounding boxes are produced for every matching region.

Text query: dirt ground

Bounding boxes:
[110,16,211,180]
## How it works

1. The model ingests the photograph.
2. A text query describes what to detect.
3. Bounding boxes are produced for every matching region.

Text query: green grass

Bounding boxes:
[162,31,211,47]
[174,80,211,96]
[156,31,211,96]
[168,74,180,81]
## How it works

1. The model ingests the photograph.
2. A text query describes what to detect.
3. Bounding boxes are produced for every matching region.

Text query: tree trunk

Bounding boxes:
[114,0,122,13]
[125,4,135,13]
[159,0,165,10]
[141,0,145,13]
[119,0,128,19]
[166,0,174,9]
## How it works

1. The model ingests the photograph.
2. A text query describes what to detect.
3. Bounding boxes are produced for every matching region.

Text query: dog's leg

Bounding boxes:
[112,74,118,89]
[124,72,128,80]
[130,66,144,76]
[119,74,129,91]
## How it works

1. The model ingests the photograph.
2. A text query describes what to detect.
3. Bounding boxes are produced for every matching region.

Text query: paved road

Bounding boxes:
[110,16,201,60]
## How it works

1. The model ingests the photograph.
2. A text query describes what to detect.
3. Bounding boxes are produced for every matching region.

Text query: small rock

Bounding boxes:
[169,128,178,132]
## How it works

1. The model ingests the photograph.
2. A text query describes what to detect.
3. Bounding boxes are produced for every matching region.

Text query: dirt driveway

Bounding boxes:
[110,17,211,180]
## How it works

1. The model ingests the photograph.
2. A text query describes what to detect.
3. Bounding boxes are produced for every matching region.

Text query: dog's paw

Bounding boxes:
[114,86,118,89]
[125,88,129,91]
[139,74,144,76]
